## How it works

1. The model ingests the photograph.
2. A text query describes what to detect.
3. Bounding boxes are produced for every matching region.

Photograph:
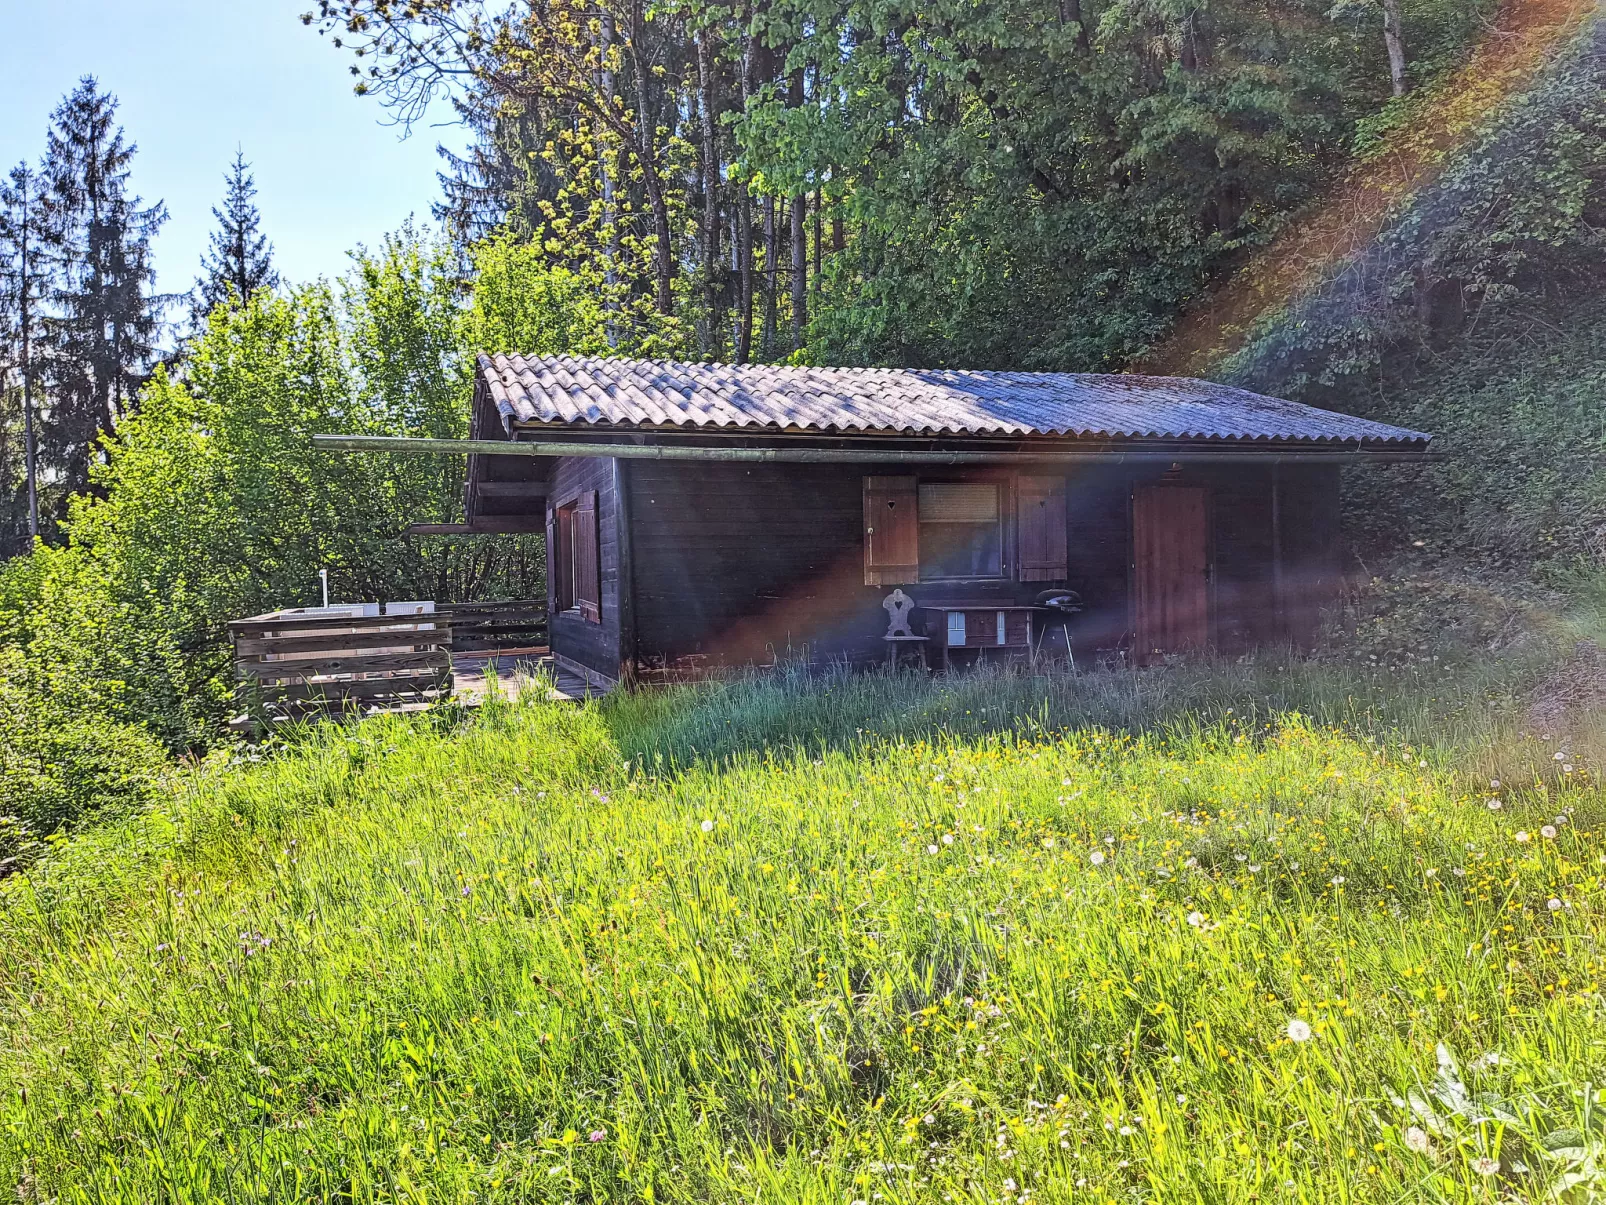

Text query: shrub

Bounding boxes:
[0,650,166,868]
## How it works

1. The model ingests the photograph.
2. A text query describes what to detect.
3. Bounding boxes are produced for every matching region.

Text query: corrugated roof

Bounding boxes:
[477,353,1432,447]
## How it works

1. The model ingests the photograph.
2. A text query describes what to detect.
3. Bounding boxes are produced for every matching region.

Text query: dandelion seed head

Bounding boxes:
[1286,1019,1312,1043]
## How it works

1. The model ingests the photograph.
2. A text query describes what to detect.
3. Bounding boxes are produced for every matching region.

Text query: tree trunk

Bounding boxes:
[624,18,675,314]
[736,30,755,364]
[790,188,807,349]
[789,67,807,350]
[698,27,723,349]
[1381,0,1408,97]
[813,187,822,289]
[762,195,778,357]
[599,10,619,346]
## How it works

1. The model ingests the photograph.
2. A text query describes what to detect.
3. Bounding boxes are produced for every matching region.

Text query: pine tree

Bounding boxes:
[0,162,50,545]
[40,77,168,501]
[433,89,557,250]
[193,150,278,325]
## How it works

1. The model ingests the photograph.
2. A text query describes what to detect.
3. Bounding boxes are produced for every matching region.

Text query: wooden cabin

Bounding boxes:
[440,355,1431,688]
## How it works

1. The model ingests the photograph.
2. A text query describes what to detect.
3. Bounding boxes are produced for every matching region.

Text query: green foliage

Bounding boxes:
[0,229,542,752]
[0,649,164,863]
[2,664,1603,1199]
[1228,21,1606,572]
[738,0,1498,369]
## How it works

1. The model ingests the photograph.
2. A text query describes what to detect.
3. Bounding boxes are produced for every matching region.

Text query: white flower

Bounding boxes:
[700,819,714,832]
[1563,764,1574,773]
[1472,1156,1499,1176]
[1486,799,1503,810]
[924,1113,936,1125]
[1186,910,1205,928]
[1248,864,1262,873]
[1404,1126,1431,1154]
[928,844,939,855]
[1515,831,1530,844]
[1286,1019,1312,1042]
[1329,876,1346,886]
[1541,825,1557,840]
[1548,898,1563,912]
[942,834,954,845]
[1554,751,1566,761]
[1490,779,1501,789]
[1043,838,1056,850]
[1090,851,1107,866]
[1184,857,1199,868]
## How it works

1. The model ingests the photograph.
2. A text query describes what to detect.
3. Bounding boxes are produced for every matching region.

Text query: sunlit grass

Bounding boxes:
[1,664,1603,1202]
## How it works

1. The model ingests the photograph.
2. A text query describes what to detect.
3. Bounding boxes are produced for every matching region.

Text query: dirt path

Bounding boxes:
[1135,0,1600,378]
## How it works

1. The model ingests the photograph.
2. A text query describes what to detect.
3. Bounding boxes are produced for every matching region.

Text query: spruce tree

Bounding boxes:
[0,162,50,545]
[40,77,168,501]
[193,150,278,325]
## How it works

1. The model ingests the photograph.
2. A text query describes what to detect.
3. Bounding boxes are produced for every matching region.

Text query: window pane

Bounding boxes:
[920,520,1002,578]
[919,482,998,523]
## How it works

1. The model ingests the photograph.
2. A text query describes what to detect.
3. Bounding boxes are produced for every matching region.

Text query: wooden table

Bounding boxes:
[917,603,1036,672]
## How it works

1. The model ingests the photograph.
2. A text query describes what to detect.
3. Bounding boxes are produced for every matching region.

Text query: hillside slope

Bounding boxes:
[1,670,1604,1201]
[1151,12,1606,572]
[1138,0,1602,379]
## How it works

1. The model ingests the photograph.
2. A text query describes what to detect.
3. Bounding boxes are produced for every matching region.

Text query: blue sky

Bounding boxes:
[0,0,463,294]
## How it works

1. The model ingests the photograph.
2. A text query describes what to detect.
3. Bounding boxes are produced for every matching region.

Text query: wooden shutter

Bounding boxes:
[1016,475,1068,582]
[864,476,919,585]
[575,491,602,623]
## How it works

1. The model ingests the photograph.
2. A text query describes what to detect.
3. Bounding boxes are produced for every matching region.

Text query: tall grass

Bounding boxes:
[1,659,1603,1202]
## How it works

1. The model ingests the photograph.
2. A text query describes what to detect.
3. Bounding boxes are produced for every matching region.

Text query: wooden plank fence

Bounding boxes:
[228,601,548,727]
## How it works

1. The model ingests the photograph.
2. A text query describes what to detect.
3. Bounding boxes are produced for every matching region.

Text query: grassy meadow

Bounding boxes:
[2,656,1605,1203]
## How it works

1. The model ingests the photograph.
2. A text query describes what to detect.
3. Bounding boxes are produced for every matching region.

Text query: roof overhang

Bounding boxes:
[316,431,1437,464]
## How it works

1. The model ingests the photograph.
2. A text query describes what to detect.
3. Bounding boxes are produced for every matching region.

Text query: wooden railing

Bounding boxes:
[228,600,548,725]
[438,600,548,653]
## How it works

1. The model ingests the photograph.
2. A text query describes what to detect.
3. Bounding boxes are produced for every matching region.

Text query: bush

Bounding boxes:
[0,650,166,868]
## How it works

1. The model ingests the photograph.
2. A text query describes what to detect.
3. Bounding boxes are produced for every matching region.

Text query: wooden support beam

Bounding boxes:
[473,481,547,498]
[406,517,544,536]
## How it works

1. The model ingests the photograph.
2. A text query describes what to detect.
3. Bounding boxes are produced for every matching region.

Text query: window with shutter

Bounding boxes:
[574,490,601,624]
[1017,475,1068,582]
[863,476,919,585]
[553,501,576,611]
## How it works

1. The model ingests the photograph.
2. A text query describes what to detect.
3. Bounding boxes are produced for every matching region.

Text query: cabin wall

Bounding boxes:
[627,461,1133,678]
[547,456,623,681]
[622,457,1343,679]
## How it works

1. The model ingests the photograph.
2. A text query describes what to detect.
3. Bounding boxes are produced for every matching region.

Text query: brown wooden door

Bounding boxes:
[1133,485,1209,659]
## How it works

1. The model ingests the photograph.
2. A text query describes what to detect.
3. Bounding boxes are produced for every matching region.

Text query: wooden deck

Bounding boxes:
[452,649,608,704]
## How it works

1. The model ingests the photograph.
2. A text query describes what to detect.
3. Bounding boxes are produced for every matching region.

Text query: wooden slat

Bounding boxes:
[233,630,449,657]
[229,612,450,636]
[237,651,451,680]
[251,673,450,703]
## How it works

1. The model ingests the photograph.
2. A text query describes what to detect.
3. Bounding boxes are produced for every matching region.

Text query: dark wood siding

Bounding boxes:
[548,457,622,680]
[627,462,1102,678]
[617,455,1339,679]
[1278,463,1343,647]
[1209,462,1277,654]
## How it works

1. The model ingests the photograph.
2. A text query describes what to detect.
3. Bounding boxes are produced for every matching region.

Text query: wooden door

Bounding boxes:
[1133,485,1209,659]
